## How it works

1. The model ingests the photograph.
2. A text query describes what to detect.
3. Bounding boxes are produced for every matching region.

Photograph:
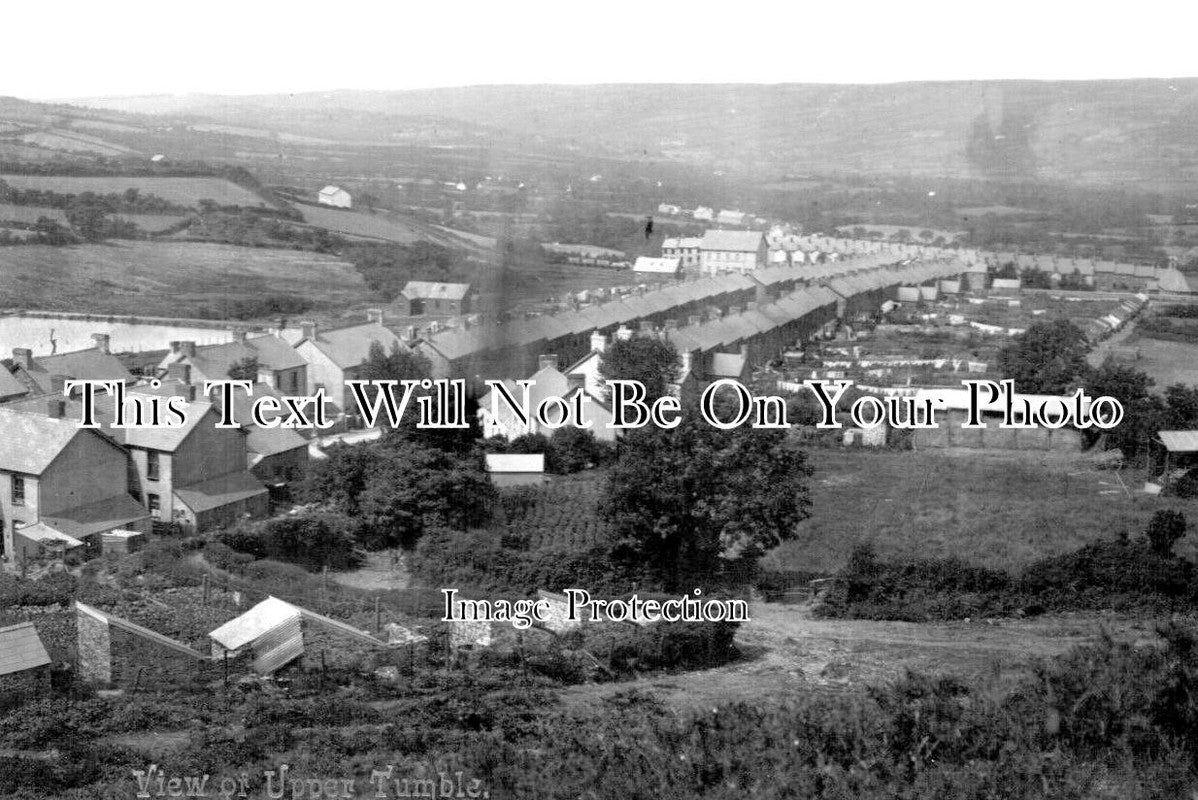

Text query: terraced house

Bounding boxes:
[0,404,150,565]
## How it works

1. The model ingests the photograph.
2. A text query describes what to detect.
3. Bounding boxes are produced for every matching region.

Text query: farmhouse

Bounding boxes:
[0,622,51,701]
[317,185,352,208]
[0,405,149,565]
[699,230,768,275]
[393,281,474,316]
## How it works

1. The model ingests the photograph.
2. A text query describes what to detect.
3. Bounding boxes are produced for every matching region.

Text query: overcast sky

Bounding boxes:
[11,1,1198,99]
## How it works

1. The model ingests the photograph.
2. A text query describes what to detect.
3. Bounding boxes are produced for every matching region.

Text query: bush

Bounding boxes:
[219,511,365,571]
[1145,509,1187,555]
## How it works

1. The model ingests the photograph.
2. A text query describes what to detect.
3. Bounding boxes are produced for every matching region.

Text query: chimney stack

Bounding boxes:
[169,341,180,354]
[231,329,247,345]
[538,354,559,372]
[91,333,111,354]
[300,321,317,341]
[187,384,198,402]
[367,308,384,325]
[181,341,196,358]
[49,374,68,395]
[589,330,607,353]
[167,362,191,385]
[46,398,67,419]
[12,348,32,370]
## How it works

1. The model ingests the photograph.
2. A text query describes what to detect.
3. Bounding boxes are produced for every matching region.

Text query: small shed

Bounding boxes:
[318,185,352,208]
[632,256,682,276]
[486,453,548,488]
[101,529,145,555]
[209,596,304,675]
[0,622,51,701]
[1157,431,1198,485]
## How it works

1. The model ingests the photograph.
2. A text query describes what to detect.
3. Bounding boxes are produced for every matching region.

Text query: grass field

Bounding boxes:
[766,448,1198,575]
[1119,332,1198,388]
[297,203,426,243]
[0,174,265,208]
[0,241,370,316]
[0,202,66,224]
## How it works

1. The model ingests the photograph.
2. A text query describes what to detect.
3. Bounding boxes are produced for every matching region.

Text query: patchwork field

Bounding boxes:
[767,448,1198,575]
[0,241,371,317]
[0,174,265,208]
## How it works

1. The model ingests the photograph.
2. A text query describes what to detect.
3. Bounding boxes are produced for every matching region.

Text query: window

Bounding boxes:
[147,493,160,518]
[146,451,159,481]
[289,371,298,393]
[11,475,25,506]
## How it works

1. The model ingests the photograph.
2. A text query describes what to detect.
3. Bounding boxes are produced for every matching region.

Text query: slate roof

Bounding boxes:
[0,622,51,676]
[0,364,29,399]
[20,347,133,394]
[302,322,405,369]
[40,495,150,539]
[173,471,267,514]
[700,230,766,252]
[183,335,307,375]
[0,407,90,475]
[401,281,472,301]
[14,522,84,549]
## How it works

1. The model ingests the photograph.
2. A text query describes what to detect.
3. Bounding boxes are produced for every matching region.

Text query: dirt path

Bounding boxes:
[561,602,1168,710]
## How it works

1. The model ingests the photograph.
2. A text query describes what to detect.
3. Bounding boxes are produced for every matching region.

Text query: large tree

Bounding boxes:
[599,336,681,402]
[602,396,813,590]
[997,319,1091,394]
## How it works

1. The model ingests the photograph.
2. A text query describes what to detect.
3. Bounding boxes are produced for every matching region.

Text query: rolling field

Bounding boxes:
[0,241,371,316]
[767,448,1198,575]
[297,203,426,243]
[0,174,265,208]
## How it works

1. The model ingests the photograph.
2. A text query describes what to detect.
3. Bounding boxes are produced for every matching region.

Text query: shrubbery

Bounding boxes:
[819,512,1196,620]
[219,511,365,572]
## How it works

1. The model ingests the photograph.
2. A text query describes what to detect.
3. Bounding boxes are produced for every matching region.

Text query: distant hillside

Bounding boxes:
[65,80,1198,189]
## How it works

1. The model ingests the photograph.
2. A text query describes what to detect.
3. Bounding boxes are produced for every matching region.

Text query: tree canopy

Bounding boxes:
[997,319,1091,394]
[602,396,812,591]
[599,336,681,401]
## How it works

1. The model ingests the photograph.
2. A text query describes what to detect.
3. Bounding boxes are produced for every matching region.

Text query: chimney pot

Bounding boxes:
[231,329,247,344]
[589,330,607,353]
[91,333,111,354]
[181,341,196,358]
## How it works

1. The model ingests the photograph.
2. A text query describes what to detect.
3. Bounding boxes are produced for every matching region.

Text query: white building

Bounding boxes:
[632,256,682,276]
[318,186,352,208]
